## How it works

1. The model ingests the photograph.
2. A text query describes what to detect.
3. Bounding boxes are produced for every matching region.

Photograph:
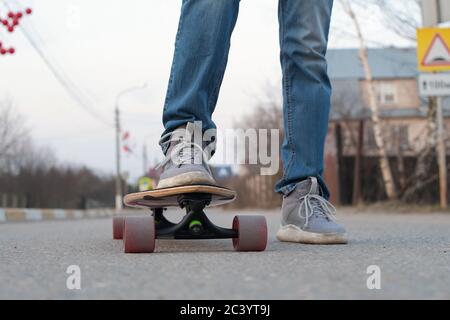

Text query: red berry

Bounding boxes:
[1,20,8,26]
[17,12,23,18]
[26,8,33,15]
[0,49,7,55]
[8,12,14,18]
[8,48,15,54]
[7,26,14,32]
[13,19,19,26]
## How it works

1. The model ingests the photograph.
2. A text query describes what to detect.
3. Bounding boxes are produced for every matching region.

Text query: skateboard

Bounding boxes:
[113,185,268,253]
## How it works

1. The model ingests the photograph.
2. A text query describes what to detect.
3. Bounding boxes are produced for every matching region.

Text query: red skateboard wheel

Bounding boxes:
[232,215,268,252]
[113,216,125,240]
[123,216,156,253]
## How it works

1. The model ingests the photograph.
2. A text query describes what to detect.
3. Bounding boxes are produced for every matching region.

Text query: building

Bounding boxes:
[323,47,450,204]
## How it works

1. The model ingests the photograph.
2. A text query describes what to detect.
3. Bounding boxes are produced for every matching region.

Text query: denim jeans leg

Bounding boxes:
[161,0,240,149]
[275,0,334,198]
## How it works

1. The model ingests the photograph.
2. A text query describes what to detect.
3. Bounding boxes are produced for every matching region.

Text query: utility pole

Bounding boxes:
[114,83,148,211]
[143,143,148,177]
[142,133,154,177]
[436,96,448,208]
[352,120,365,205]
[115,106,123,212]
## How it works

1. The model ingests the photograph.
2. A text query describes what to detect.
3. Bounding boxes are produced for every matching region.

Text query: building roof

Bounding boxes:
[328,48,450,119]
[327,48,418,79]
[330,105,450,121]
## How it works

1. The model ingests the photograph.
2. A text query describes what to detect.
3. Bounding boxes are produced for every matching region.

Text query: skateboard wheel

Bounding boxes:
[232,215,267,252]
[113,216,125,240]
[123,216,156,253]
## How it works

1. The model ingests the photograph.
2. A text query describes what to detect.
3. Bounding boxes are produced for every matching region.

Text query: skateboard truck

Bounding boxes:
[117,185,268,253]
[152,193,237,240]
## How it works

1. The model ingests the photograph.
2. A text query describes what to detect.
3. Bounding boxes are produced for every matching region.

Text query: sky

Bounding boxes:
[0,0,417,182]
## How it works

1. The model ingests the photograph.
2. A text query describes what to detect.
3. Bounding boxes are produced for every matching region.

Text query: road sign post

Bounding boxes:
[417,20,449,209]
[436,96,448,209]
[421,0,450,27]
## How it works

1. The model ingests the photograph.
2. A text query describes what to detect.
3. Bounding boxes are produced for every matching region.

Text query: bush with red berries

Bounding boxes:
[0,7,33,56]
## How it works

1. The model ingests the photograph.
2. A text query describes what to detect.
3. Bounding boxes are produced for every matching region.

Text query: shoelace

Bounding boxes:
[157,131,213,175]
[298,193,337,228]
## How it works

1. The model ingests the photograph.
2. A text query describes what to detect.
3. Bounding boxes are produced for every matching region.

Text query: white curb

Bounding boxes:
[0,208,124,223]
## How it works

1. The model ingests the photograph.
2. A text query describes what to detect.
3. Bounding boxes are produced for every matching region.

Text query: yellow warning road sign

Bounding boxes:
[417,28,450,72]
[138,176,154,191]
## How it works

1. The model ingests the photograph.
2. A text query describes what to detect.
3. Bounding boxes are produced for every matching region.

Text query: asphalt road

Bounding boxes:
[1,208,450,299]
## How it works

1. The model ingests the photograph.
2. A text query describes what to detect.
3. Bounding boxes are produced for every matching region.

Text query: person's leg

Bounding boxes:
[161,0,240,145]
[157,0,240,189]
[275,0,333,198]
[276,0,347,244]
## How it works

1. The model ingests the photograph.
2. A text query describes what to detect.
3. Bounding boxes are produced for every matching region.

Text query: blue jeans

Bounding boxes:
[162,0,333,198]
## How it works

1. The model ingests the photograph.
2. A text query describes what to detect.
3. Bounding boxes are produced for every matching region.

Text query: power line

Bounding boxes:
[22,21,113,126]
[1,0,114,127]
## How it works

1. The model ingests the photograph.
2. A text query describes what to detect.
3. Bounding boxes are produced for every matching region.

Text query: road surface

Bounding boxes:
[1,208,449,299]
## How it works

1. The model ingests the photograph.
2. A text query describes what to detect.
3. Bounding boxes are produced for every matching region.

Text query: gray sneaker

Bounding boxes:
[276,177,347,244]
[156,122,217,189]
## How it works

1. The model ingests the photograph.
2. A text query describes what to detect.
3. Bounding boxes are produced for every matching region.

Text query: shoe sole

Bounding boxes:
[276,224,348,245]
[157,172,217,189]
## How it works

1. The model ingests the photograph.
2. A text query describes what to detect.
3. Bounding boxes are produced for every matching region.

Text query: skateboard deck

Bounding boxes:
[123,184,237,209]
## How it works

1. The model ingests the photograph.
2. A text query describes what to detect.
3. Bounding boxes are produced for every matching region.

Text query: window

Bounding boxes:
[365,125,377,149]
[377,82,397,105]
[365,124,410,153]
[391,125,409,149]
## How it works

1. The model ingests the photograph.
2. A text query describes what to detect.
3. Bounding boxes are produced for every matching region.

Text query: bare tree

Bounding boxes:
[401,99,439,200]
[339,0,397,200]
[331,82,364,149]
[230,87,284,208]
[373,0,443,201]
[0,98,116,209]
[236,83,283,168]
[0,99,30,174]
[374,0,421,42]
